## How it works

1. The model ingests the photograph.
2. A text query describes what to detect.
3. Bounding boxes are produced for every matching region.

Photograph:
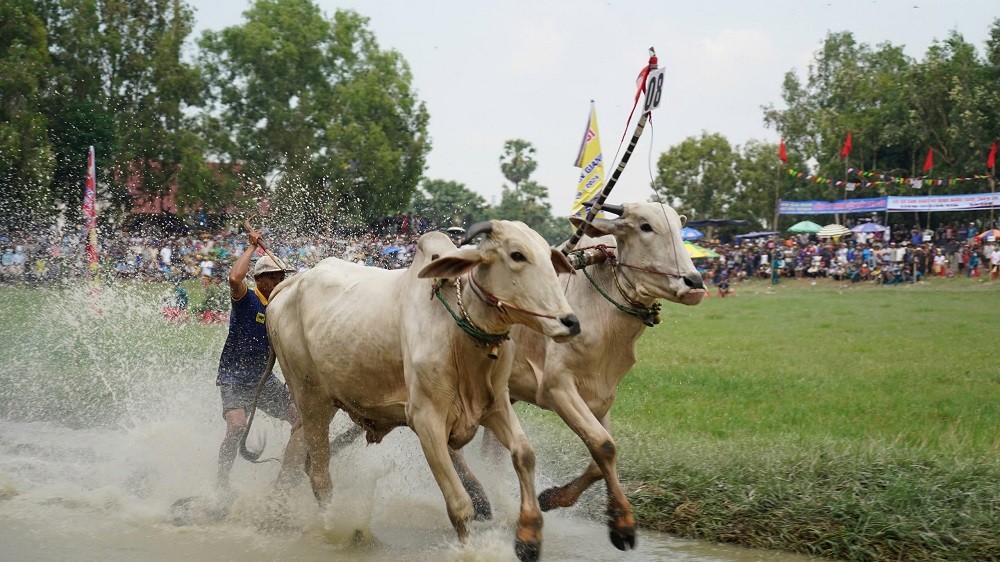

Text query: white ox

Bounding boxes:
[264,221,580,562]
[455,201,705,551]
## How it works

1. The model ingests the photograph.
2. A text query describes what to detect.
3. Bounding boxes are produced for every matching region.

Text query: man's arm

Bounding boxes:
[229,231,262,300]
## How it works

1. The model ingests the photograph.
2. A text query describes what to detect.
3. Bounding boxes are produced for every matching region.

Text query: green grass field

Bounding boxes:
[2,278,997,560]
[518,277,999,561]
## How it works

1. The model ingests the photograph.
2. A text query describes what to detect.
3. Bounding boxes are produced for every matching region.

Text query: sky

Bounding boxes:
[185,0,998,215]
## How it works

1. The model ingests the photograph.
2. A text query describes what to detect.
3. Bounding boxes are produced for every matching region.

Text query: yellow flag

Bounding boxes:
[571,102,605,216]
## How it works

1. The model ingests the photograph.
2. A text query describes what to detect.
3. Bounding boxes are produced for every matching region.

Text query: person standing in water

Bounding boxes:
[215,229,298,490]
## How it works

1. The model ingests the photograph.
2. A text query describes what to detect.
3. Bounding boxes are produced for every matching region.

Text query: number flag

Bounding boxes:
[571,102,606,217]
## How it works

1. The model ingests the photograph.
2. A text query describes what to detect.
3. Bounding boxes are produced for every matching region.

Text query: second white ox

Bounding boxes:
[265,221,580,562]
[456,201,705,551]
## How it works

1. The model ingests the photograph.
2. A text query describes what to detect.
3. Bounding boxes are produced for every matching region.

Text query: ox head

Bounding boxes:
[572,202,705,306]
[418,220,580,341]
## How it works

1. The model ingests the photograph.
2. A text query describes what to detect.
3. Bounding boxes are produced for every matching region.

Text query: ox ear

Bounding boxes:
[417,248,484,279]
[568,215,617,238]
[679,214,688,226]
[551,248,575,275]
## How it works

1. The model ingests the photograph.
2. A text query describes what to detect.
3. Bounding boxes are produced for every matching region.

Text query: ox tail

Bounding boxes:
[238,348,278,463]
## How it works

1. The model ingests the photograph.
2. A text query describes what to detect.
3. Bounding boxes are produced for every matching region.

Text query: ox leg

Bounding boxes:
[482,402,543,562]
[537,459,603,511]
[543,388,636,551]
[409,408,475,542]
[449,447,492,521]
[298,402,337,505]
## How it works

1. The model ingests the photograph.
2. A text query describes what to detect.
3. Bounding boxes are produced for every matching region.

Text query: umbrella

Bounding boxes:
[381,245,404,255]
[681,227,703,241]
[974,228,1000,242]
[734,231,779,242]
[684,241,719,259]
[788,220,822,234]
[850,222,887,233]
[817,224,851,238]
[445,226,466,234]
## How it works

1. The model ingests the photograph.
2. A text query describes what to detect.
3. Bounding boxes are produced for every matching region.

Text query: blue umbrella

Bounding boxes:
[381,245,403,255]
[850,222,887,233]
[681,227,703,241]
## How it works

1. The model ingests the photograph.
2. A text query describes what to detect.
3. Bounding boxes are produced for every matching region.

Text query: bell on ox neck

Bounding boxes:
[487,344,500,359]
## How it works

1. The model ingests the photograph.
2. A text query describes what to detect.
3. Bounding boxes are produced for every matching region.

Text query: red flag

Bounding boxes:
[84,146,99,267]
[922,146,934,173]
[779,138,787,163]
[988,142,997,170]
[840,131,852,160]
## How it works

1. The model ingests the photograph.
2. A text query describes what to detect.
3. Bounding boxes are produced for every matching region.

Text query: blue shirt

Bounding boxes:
[217,286,274,386]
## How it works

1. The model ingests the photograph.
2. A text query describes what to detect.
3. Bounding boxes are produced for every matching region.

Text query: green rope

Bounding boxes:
[580,264,660,326]
[434,285,510,346]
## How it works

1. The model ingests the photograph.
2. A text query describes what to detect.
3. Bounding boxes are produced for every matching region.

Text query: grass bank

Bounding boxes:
[521,277,999,561]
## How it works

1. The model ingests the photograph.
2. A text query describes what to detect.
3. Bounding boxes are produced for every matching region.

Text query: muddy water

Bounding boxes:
[0,285,821,561]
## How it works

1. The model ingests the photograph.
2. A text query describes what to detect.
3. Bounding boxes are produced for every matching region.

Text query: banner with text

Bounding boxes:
[778,197,887,215]
[779,192,1000,214]
[886,192,1000,212]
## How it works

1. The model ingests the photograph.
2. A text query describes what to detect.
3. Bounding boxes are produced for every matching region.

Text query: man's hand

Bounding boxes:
[249,230,263,248]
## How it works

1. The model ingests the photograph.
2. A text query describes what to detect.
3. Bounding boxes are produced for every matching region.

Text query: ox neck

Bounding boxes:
[584,261,661,327]
[431,276,511,355]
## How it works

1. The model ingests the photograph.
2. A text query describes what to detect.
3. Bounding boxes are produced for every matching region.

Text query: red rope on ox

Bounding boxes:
[575,243,686,280]
[467,272,561,320]
[617,261,686,280]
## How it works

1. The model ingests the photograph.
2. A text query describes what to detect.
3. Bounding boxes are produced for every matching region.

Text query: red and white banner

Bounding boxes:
[84,146,98,269]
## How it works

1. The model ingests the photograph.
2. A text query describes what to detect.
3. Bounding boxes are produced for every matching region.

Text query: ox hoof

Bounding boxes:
[537,486,562,512]
[609,526,637,551]
[514,539,541,562]
[472,497,493,521]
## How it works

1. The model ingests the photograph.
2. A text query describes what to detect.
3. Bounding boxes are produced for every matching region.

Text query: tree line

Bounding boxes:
[656,24,1000,229]
[3,0,999,237]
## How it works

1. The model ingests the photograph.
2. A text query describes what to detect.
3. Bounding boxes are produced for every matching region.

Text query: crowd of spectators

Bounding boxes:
[0,227,431,286]
[2,219,998,296]
[696,220,1000,293]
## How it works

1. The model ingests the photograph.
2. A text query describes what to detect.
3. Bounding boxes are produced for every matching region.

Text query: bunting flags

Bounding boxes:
[783,166,990,191]
[922,147,934,173]
[840,131,852,160]
[988,142,997,171]
[83,146,99,272]
[779,138,787,163]
[571,102,606,217]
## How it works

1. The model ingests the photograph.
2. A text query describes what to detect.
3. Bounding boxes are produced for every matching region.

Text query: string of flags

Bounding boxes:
[778,136,997,191]
[784,167,991,191]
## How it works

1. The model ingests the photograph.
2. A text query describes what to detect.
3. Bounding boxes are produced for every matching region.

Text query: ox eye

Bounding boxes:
[640,223,654,232]
[511,251,527,262]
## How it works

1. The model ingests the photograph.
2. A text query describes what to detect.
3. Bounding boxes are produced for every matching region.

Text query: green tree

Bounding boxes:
[199,0,430,229]
[39,0,213,226]
[499,139,537,189]
[0,0,55,227]
[490,139,568,243]
[491,180,568,244]
[764,28,1000,204]
[732,140,787,230]
[411,178,487,228]
[653,132,737,220]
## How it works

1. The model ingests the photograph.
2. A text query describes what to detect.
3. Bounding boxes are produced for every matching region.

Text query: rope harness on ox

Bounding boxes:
[432,270,571,358]
[568,244,685,327]
[432,276,509,359]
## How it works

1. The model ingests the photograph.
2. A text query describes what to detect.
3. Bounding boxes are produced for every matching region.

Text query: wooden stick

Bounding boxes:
[243,219,289,271]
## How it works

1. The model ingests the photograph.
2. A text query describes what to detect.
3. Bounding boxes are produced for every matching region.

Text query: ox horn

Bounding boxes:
[583,201,625,216]
[460,221,493,246]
